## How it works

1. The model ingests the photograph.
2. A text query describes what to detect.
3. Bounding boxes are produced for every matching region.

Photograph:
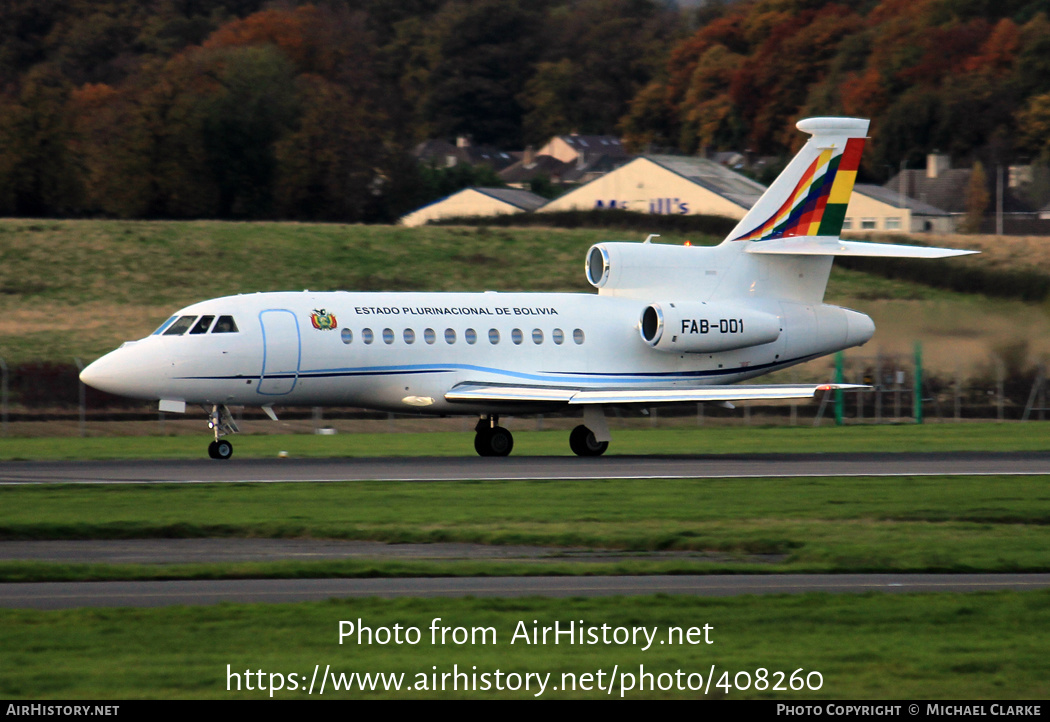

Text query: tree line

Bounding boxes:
[1,0,1048,222]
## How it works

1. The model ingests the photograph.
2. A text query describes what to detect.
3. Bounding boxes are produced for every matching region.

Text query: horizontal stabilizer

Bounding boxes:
[445,382,867,406]
[745,237,977,259]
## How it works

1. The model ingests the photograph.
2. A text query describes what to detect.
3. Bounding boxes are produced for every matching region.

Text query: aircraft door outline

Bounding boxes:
[258,309,301,396]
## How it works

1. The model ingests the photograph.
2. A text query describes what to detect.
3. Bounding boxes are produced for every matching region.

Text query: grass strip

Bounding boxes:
[1,592,1048,699]
[2,475,1050,579]
[4,422,1050,459]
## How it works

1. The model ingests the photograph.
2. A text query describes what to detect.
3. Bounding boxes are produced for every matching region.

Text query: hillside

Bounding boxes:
[2,220,1049,379]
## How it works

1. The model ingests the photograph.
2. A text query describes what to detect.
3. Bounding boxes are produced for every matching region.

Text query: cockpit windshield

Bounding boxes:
[163,315,197,336]
[152,316,178,335]
[155,314,239,336]
[212,315,238,333]
[189,315,215,334]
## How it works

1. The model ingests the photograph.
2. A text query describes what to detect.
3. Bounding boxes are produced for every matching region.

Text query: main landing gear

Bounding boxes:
[569,424,608,457]
[474,415,514,457]
[473,415,611,457]
[206,404,239,460]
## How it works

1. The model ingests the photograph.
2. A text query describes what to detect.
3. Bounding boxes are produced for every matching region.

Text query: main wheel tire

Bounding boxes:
[213,439,233,460]
[569,424,608,457]
[488,427,513,457]
[474,429,494,457]
[475,427,513,457]
[207,441,218,459]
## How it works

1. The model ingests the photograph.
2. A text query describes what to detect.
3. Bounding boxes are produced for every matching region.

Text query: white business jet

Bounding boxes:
[80,117,974,459]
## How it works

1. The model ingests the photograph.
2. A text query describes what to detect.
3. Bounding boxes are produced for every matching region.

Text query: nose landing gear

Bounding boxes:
[208,438,233,460]
[205,404,239,460]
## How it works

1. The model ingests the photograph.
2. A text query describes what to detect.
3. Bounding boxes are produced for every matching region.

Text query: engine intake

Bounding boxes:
[640,302,781,353]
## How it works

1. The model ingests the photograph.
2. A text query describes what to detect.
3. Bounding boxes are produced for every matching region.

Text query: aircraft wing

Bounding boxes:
[444,382,866,405]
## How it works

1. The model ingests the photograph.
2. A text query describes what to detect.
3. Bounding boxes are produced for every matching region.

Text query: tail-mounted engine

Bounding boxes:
[586,241,728,299]
[639,302,781,353]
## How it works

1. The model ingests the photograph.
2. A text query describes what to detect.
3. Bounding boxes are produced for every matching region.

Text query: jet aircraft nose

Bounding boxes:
[79,351,122,395]
[79,343,157,400]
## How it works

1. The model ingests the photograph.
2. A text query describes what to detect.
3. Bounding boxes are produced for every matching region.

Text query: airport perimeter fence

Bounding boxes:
[2,354,1050,437]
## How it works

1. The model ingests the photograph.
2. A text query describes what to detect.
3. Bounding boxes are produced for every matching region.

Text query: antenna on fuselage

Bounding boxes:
[643,234,660,244]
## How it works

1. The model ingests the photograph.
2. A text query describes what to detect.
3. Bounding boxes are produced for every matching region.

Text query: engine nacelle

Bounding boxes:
[586,242,729,299]
[639,301,781,353]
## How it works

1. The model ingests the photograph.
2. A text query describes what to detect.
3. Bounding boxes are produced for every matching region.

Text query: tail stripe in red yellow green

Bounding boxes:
[731,137,865,242]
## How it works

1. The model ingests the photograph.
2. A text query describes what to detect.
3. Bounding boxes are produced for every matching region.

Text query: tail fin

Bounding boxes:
[726,117,868,244]
[723,117,977,260]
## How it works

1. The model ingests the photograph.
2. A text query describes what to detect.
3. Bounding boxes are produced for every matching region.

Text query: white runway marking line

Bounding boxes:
[4,470,1050,485]
[8,578,1050,603]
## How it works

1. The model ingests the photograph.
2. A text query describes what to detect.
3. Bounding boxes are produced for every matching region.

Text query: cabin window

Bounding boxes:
[163,316,197,336]
[488,329,500,344]
[341,328,353,344]
[189,315,215,335]
[383,328,394,344]
[532,329,543,344]
[424,328,436,344]
[553,328,564,345]
[362,328,374,344]
[212,316,238,333]
[573,328,585,345]
[152,316,178,335]
[445,328,457,344]
[465,328,477,345]
[511,328,523,345]
[404,328,415,344]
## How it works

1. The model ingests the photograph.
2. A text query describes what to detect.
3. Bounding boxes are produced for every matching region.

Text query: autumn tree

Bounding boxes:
[518,0,677,145]
[274,74,385,221]
[1016,92,1050,162]
[0,66,81,216]
[416,0,544,148]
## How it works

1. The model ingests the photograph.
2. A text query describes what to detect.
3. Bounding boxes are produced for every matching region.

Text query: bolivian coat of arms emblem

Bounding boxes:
[310,309,337,330]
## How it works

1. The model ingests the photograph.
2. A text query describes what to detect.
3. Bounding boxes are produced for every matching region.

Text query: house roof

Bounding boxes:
[884,169,972,214]
[413,139,517,171]
[471,187,547,211]
[884,169,1034,214]
[560,153,633,183]
[399,186,547,226]
[646,154,767,209]
[853,184,950,216]
[498,155,575,184]
[556,135,628,158]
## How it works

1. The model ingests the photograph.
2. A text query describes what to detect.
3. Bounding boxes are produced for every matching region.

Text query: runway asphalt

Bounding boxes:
[3,451,1050,484]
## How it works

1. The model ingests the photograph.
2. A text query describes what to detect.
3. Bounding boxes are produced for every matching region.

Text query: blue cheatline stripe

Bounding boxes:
[174,354,821,385]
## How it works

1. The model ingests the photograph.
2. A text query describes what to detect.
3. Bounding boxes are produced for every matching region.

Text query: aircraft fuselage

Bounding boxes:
[81,289,874,415]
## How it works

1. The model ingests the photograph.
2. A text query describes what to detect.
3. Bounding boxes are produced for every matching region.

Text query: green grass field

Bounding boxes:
[5,421,1050,459]
[2,593,1048,699]
[3,468,1050,579]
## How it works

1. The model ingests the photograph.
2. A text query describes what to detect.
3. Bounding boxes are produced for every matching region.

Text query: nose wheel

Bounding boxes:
[205,404,239,460]
[208,439,233,460]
